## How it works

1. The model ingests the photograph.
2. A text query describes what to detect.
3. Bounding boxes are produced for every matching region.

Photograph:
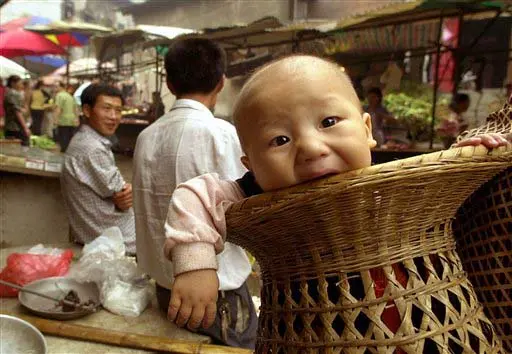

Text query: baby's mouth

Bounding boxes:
[301,168,340,181]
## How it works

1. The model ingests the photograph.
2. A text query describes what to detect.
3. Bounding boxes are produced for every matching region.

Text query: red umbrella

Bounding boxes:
[0,16,89,47]
[0,29,67,58]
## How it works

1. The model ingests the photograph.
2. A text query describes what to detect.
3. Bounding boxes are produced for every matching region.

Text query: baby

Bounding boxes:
[162,55,510,332]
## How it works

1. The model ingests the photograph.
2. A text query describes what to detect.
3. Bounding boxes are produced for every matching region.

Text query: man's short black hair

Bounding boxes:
[453,93,470,104]
[7,75,21,88]
[164,38,226,96]
[81,84,124,108]
[367,87,383,100]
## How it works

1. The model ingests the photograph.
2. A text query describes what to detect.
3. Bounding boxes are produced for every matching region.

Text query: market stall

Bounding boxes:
[0,144,68,248]
[115,108,150,154]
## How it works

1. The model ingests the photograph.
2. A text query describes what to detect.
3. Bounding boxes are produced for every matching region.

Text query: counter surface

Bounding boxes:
[0,244,210,353]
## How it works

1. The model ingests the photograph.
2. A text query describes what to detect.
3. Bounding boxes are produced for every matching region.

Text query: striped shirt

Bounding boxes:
[61,124,136,254]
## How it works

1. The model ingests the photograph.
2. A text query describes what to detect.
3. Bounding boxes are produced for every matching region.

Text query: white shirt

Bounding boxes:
[132,99,251,290]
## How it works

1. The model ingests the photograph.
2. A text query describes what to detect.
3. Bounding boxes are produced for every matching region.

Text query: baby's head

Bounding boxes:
[233,55,376,192]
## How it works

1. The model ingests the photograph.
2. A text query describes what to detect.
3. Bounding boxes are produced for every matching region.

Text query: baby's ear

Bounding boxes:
[241,155,252,171]
[362,112,377,148]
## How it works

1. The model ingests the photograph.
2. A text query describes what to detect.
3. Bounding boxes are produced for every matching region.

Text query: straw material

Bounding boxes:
[454,97,512,352]
[227,145,511,353]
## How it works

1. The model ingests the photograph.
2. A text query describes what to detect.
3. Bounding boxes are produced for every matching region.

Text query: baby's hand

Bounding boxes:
[453,133,511,149]
[168,269,219,330]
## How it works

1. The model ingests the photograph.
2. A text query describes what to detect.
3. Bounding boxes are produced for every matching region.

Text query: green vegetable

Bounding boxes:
[381,82,450,142]
[30,135,57,150]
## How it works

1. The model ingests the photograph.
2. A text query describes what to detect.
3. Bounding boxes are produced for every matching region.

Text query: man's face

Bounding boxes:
[367,92,381,107]
[83,95,123,136]
[14,80,24,91]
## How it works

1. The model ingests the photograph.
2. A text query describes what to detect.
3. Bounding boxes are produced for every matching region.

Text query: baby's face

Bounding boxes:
[238,68,376,191]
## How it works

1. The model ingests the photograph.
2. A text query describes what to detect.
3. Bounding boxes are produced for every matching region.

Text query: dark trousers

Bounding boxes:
[56,126,76,153]
[5,129,29,146]
[30,109,44,136]
[156,282,257,350]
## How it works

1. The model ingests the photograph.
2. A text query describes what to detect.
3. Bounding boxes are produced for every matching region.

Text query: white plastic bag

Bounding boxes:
[27,244,66,256]
[69,227,150,317]
[100,259,151,317]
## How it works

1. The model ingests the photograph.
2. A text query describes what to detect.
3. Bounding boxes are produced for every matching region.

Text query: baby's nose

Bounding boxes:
[296,138,329,163]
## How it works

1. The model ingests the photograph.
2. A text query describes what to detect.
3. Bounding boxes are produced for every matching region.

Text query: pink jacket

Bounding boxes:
[164,173,245,276]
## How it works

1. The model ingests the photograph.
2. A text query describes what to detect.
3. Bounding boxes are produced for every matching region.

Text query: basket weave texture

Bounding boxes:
[454,97,512,352]
[227,145,511,353]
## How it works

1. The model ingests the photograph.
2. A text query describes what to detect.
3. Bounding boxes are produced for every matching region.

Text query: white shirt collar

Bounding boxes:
[172,99,213,117]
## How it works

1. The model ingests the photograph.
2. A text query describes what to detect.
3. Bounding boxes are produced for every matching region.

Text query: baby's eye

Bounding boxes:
[270,135,290,147]
[321,116,341,128]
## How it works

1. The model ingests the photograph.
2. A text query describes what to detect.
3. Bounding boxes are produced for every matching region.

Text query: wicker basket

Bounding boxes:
[226,146,511,353]
[454,97,512,352]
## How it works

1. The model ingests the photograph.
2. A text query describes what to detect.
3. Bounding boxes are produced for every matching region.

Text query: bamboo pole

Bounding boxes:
[429,16,444,150]
[9,313,253,354]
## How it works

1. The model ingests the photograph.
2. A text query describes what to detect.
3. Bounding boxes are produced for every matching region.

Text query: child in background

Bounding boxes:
[163,55,510,335]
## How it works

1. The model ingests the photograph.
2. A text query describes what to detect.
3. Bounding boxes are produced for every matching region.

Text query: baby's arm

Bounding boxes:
[453,132,511,149]
[163,173,245,330]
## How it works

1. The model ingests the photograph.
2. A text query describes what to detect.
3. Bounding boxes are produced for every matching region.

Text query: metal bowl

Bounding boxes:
[19,277,100,320]
[0,314,47,353]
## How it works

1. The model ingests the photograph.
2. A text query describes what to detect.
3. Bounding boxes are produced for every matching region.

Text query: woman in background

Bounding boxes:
[437,93,470,148]
[30,81,46,135]
[364,87,394,147]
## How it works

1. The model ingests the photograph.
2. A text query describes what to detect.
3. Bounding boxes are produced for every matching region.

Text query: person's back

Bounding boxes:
[55,89,77,126]
[134,104,246,285]
[54,82,78,152]
[132,38,256,349]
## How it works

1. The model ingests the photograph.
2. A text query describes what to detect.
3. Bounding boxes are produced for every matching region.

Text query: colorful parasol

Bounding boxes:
[0,29,67,57]
[0,16,89,47]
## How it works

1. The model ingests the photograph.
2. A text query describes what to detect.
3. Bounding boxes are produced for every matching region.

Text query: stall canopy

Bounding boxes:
[152,16,335,51]
[92,25,195,62]
[0,56,30,78]
[159,0,509,53]
[324,0,509,55]
[51,57,115,77]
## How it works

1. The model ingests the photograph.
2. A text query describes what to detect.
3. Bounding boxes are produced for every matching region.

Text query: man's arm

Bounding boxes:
[53,95,62,125]
[15,110,30,137]
[6,92,30,137]
[112,183,133,211]
[71,148,126,199]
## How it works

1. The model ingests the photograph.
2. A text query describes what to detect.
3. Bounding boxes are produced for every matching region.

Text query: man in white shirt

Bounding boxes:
[132,38,256,349]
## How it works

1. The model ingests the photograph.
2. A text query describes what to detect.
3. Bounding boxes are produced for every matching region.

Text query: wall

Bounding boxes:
[0,173,69,248]
[307,0,407,20]
[127,0,290,29]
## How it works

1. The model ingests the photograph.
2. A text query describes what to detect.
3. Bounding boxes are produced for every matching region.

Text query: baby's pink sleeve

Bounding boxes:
[163,173,245,277]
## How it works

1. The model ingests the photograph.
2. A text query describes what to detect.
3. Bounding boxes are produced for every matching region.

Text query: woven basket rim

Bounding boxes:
[228,145,512,217]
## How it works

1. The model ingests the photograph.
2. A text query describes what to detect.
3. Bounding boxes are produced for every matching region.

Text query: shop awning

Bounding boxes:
[92,25,195,62]
[326,0,509,55]
[330,0,507,32]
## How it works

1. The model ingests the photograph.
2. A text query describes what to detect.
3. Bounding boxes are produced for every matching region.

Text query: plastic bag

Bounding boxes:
[0,248,74,297]
[70,227,126,285]
[100,258,151,317]
[69,227,150,317]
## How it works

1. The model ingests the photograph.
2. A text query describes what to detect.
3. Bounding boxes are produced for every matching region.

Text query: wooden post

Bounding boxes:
[429,16,444,150]
[155,51,159,93]
[10,313,253,354]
